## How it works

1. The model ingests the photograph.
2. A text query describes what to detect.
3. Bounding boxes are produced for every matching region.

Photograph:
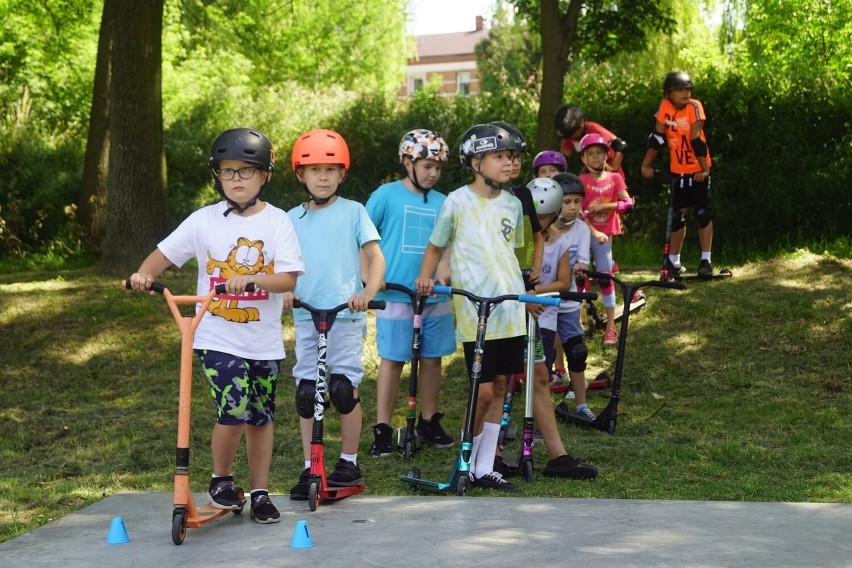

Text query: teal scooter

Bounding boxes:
[400,286,561,495]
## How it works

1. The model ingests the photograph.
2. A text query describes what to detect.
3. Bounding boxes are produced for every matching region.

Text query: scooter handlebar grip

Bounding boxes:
[562,291,598,301]
[431,285,452,296]
[519,294,560,307]
[213,282,256,294]
[123,279,166,294]
[368,300,386,310]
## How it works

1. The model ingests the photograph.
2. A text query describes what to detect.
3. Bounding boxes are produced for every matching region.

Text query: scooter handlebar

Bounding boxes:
[518,294,561,307]
[432,285,452,296]
[291,299,386,312]
[583,271,685,292]
[123,280,256,295]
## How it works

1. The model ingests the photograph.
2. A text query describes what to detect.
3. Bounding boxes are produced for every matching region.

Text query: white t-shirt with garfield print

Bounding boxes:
[158,201,304,359]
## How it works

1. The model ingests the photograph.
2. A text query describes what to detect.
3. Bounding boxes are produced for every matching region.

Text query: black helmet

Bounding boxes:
[663,71,693,94]
[552,172,584,197]
[489,121,527,154]
[458,123,520,168]
[209,128,274,172]
[553,104,584,138]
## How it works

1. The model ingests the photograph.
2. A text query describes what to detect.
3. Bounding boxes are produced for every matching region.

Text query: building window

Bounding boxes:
[457,72,471,95]
[411,77,424,94]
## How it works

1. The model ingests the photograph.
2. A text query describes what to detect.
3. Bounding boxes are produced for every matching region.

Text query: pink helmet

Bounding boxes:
[579,133,609,153]
[532,150,567,174]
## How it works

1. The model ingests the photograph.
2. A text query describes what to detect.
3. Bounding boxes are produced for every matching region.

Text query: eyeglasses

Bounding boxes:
[216,166,258,181]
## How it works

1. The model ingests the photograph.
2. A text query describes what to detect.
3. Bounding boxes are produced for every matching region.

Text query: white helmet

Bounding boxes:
[526,177,564,215]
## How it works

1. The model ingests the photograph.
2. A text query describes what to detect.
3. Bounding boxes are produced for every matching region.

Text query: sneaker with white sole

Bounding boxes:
[207,476,243,510]
[576,405,597,421]
[602,327,618,346]
[473,471,521,493]
[250,491,281,524]
[327,459,363,487]
[416,412,454,448]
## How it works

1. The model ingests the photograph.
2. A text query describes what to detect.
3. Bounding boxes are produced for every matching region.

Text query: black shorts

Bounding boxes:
[462,335,525,384]
[671,173,712,212]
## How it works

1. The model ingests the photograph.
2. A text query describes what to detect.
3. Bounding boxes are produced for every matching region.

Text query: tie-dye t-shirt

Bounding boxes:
[429,186,526,342]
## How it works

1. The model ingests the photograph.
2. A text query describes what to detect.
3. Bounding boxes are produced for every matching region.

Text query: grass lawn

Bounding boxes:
[0,249,850,543]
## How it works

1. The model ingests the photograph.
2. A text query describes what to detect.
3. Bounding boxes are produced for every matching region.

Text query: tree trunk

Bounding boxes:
[535,0,582,152]
[99,0,169,275]
[78,0,116,252]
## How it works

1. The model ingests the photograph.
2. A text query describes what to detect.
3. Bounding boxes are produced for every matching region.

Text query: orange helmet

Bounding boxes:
[291,129,350,170]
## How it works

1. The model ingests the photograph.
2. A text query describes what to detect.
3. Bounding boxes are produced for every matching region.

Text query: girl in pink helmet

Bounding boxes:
[578,133,635,345]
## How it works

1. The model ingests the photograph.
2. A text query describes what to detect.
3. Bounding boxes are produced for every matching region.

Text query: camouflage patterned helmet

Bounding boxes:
[399,129,450,163]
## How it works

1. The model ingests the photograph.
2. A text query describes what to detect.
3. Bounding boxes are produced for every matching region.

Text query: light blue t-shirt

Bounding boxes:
[287,197,380,321]
[365,180,448,304]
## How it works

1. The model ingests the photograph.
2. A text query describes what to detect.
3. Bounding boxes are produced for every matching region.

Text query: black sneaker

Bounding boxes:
[250,491,281,524]
[541,455,598,480]
[207,476,243,510]
[697,259,714,278]
[370,423,394,457]
[664,257,684,279]
[473,471,521,493]
[327,459,363,487]
[289,467,311,501]
[416,412,454,448]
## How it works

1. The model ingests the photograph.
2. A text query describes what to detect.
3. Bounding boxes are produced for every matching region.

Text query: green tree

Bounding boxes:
[506,0,675,150]
[173,0,409,92]
[99,0,169,274]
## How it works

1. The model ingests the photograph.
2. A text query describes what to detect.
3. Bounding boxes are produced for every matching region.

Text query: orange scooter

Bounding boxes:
[123,280,259,545]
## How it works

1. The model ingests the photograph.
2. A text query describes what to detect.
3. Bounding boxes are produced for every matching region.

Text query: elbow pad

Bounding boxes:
[616,196,635,214]
[647,132,665,151]
[610,137,627,153]
[691,137,708,157]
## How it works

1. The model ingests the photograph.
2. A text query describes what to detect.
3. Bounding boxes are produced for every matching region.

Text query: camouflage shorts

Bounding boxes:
[194,349,281,426]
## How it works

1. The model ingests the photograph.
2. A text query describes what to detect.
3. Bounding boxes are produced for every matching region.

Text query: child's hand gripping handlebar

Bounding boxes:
[291,299,387,313]
[123,280,257,295]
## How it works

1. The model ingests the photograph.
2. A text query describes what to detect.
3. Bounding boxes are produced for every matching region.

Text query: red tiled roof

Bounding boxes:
[413,28,489,59]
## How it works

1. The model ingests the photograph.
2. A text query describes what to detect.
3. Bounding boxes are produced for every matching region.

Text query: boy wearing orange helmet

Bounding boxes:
[284,129,386,499]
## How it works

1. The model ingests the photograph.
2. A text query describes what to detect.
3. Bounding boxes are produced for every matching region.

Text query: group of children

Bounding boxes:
[127,70,714,523]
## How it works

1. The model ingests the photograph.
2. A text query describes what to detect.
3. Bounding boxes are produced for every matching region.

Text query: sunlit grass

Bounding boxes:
[0,251,850,544]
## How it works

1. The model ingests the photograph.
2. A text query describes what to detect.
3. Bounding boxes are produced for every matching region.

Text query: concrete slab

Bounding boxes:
[1,492,850,567]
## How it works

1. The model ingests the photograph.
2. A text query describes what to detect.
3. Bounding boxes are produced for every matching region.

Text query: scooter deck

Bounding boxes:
[614,297,646,322]
[677,267,733,281]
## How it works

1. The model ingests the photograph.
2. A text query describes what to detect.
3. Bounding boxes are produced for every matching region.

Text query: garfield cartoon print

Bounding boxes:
[206,237,274,323]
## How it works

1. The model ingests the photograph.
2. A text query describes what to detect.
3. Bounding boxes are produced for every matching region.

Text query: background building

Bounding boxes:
[399,16,489,97]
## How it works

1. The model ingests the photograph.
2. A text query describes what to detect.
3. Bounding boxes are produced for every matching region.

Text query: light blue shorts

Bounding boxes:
[292,318,367,387]
[375,301,456,362]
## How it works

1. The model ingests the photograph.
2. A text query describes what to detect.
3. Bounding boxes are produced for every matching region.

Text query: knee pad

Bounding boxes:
[595,277,614,296]
[295,380,317,419]
[693,207,714,228]
[564,336,588,373]
[670,210,687,232]
[329,374,360,415]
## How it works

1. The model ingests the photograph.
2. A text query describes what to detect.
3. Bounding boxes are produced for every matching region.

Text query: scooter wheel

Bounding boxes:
[308,482,320,512]
[523,460,534,481]
[404,466,421,491]
[454,473,470,496]
[403,440,414,461]
[171,510,186,545]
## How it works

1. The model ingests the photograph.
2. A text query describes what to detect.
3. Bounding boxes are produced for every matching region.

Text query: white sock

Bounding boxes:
[340,452,357,465]
[473,423,501,479]
[669,254,681,266]
[701,251,712,261]
[469,432,483,472]
[304,460,311,469]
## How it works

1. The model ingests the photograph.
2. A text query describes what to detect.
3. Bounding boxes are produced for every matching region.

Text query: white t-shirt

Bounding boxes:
[556,220,591,314]
[430,186,526,342]
[158,201,304,359]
